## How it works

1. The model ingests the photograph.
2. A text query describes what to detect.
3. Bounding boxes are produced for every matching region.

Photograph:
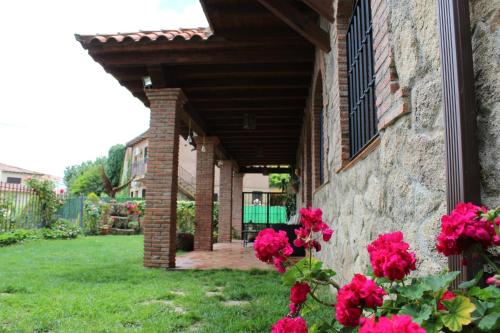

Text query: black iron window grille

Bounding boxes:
[347,0,377,158]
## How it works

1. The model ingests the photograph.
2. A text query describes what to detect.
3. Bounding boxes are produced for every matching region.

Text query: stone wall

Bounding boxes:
[469,0,500,208]
[309,0,449,283]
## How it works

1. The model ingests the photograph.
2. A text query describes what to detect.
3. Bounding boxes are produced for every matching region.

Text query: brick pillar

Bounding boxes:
[231,172,244,238]
[194,137,218,251]
[218,161,233,243]
[143,88,185,268]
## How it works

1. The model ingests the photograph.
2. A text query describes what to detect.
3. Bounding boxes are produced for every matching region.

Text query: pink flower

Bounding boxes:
[299,207,323,231]
[254,228,293,273]
[271,317,308,333]
[437,290,456,311]
[289,303,300,315]
[437,203,495,256]
[367,232,416,281]
[486,275,500,287]
[323,228,333,241]
[294,208,334,252]
[290,282,310,305]
[359,315,425,333]
[335,274,386,327]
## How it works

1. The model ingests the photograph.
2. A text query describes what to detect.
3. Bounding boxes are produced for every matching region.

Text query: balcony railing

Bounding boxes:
[131,159,196,198]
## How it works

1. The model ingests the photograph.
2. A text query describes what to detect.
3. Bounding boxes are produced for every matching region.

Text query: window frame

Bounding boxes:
[346,0,378,159]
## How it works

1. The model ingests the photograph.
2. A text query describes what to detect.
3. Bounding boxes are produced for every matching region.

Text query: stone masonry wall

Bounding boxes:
[469,0,500,208]
[312,0,449,283]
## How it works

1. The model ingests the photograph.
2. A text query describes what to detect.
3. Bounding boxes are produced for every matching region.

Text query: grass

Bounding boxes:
[0,236,331,333]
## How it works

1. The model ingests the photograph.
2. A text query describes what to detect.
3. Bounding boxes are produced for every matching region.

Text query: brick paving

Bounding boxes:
[176,240,270,270]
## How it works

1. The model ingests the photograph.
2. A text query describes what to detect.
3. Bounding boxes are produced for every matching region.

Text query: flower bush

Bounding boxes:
[254,205,500,333]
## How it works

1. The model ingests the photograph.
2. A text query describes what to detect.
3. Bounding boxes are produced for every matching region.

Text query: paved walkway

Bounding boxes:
[176,240,270,270]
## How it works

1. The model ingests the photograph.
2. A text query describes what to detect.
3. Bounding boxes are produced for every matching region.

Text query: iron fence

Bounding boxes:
[0,182,85,231]
[0,182,43,231]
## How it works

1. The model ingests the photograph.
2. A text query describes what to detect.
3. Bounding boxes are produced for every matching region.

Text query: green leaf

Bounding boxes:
[281,258,322,286]
[478,312,500,331]
[422,319,444,333]
[399,304,433,324]
[441,296,476,332]
[468,286,500,301]
[472,299,495,318]
[397,281,431,300]
[422,271,461,292]
[459,270,484,289]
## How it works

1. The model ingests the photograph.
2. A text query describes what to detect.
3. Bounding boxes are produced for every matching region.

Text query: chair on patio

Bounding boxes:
[242,222,259,247]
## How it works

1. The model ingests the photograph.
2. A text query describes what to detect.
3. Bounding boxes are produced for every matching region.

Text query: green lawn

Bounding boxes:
[0,236,330,333]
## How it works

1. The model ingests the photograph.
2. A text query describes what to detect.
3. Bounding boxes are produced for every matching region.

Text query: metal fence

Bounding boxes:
[0,182,87,231]
[0,182,43,231]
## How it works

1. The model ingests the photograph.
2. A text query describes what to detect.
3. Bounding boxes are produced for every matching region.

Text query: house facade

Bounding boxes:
[121,130,277,199]
[76,0,499,280]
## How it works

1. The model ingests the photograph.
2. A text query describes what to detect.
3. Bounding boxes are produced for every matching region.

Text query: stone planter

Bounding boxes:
[177,233,194,251]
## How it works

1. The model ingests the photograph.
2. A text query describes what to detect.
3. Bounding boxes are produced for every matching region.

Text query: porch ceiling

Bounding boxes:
[75,0,317,167]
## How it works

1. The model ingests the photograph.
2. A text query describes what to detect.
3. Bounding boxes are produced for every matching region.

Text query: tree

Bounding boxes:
[71,165,104,196]
[100,165,133,199]
[105,144,125,188]
[269,173,291,189]
[64,157,106,189]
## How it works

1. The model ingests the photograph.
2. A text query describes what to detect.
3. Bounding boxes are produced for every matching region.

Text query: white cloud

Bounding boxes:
[0,0,207,176]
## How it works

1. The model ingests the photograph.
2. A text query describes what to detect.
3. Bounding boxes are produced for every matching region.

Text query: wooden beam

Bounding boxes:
[257,0,331,52]
[301,0,334,22]
[147,65,167,88]
[92,46,313,66]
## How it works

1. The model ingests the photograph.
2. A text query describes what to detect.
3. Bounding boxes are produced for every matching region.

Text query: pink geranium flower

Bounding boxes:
[335,274,386,327]
[290,282,310,305]
[254,228,293,273]
[359,315,425,333]
[367,231,416,281]
[437,290,456,311]
[437,203,496,256]
[294,208,334,252]
[271,317,308,333]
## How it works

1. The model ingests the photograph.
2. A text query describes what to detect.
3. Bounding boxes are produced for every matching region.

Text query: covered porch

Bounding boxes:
[76,0,329,268]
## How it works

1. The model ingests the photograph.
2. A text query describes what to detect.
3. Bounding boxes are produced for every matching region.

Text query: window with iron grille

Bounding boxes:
[6,177,22,184]
[347,0,377,158]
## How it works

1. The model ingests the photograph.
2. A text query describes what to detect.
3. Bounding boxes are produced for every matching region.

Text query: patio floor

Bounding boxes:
[176,240,270,270]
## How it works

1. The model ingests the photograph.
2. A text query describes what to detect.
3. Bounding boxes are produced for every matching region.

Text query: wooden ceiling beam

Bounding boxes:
[301,0,334,22]
[92,47,313,66]
[257,0,331,52]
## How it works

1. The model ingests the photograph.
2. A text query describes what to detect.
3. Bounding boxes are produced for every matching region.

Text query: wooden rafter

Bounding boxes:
[301,0,334,22]
[257,0,331,52]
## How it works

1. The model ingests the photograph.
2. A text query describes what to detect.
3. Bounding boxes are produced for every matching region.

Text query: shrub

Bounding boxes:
[177,201,195,234]
[25,178,62,228]
[128,221,140,232]
[255,204,500,333]
[0,229,38,246]
[45,219,81,239]
[83,195,101,235]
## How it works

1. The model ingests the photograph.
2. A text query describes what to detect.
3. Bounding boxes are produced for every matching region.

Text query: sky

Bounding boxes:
[0,0,208,177]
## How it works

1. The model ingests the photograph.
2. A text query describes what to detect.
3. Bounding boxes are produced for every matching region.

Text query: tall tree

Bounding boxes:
[64,157,106,189]
[105,144,125,187]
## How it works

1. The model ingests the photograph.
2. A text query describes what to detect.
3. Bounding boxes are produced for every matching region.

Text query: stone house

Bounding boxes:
[76,0,499,281]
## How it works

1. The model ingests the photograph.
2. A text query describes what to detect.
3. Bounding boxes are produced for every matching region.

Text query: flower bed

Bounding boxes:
[254,204,500,333]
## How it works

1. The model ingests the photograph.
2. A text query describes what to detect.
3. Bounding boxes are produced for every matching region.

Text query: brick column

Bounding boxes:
[231,172,244,238]
[194,137,218,251]
[143,88,185,268]
[218,161,233,243]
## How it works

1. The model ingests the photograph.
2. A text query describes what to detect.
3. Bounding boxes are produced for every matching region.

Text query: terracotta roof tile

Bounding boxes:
[75,27,212,47]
